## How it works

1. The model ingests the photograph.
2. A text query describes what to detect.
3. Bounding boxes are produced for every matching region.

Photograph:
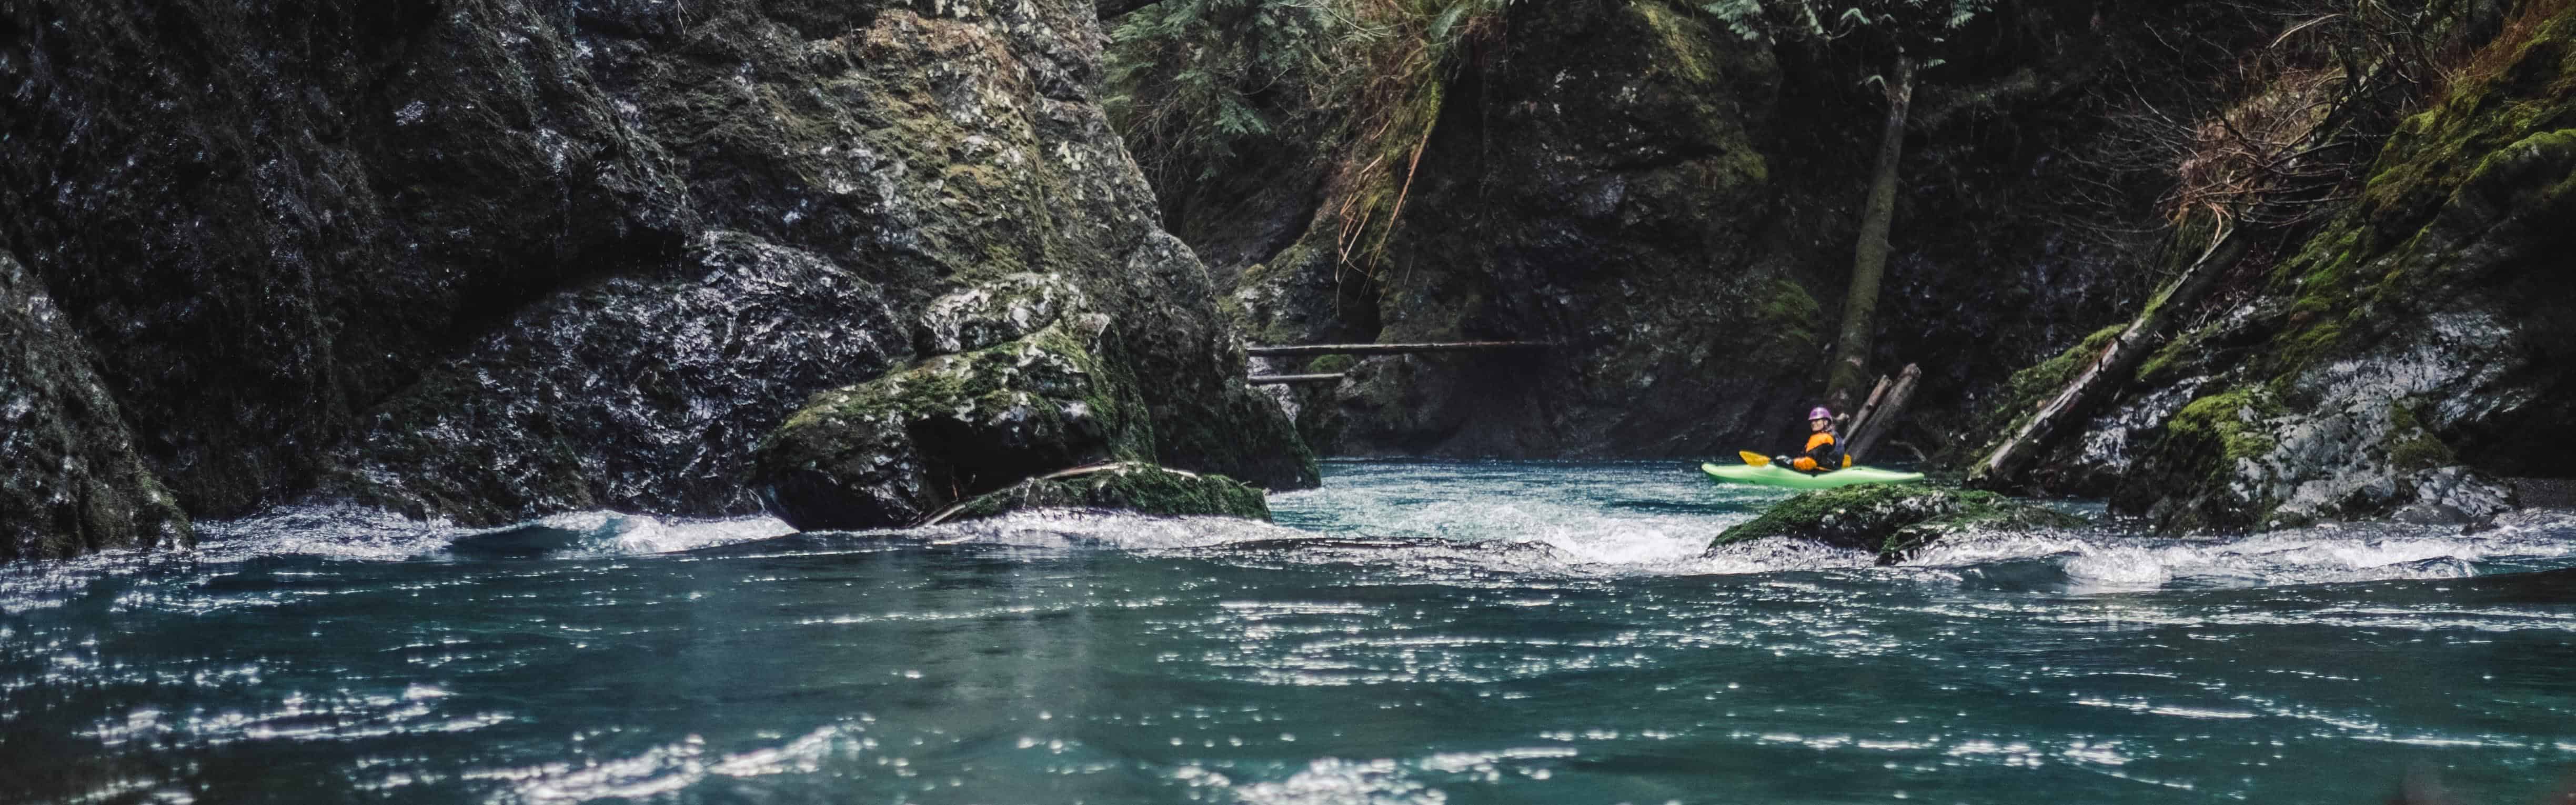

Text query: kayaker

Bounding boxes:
[1774,407,1845,474]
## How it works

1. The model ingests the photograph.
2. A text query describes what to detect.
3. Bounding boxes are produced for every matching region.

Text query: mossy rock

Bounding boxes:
[1709,485,2085,562]
[933,462,1270,524]
[751,318,1153,531]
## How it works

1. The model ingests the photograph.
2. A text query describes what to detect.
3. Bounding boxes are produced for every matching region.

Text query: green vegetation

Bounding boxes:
[2386,399,2458,472]
[770,323,1149,464]
[1306,354,1359,375]
[2254,7,2576,383]
[2164,388,2284,471]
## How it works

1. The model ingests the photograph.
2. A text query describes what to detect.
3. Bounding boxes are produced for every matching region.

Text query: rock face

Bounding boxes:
[934,462,1271,526]
[0,0,1313,546]
[1131,0,2279,459]
[1229,0,1829,457]
[1708,485,2085,562]
[2024,10,2576,531]
[1,250,191,562]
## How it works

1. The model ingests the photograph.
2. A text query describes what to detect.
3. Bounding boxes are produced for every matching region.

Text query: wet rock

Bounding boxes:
[1708,485,2084,562]
[918,274,1088,355]
[933,462,1270,525]
[0,0,1314,541]
[0,250,188,562]
[751,316,1150,531]
[2085,13,2576,532]
[328,234,906,524]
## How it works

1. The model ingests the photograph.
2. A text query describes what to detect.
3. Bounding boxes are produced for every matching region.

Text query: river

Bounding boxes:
[6,460,2574,803]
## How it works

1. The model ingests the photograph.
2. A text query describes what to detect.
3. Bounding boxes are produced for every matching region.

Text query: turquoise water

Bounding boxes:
[6,460,2576,803]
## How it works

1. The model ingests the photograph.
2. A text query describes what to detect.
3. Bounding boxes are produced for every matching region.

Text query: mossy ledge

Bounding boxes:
[1709,485,2085,563]
[930,462,1271,525]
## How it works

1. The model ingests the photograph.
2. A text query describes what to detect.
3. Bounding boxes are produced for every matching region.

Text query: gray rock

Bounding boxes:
[0,250,189,562]
[0,0,1315,539]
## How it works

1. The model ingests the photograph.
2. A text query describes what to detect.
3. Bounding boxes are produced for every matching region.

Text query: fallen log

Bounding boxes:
[1970,227,2256,489]
[1845,375,1895,439]
[1246,374,1347,386]
[1244,341,1549,358]
[1848,364,1921,462]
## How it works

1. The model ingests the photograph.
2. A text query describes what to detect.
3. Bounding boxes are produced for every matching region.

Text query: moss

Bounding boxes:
[2165,388,2283,469]
[1751,277,1823,353]
[943,463,1271,522]
[2135,317,2221,385]
[753,320,1163,529]
[772,323,1150,464]
[1635,1,1720,85]
[2386,399,2458,471]
[1710,484,2084,561]
[1306,354,1358,375]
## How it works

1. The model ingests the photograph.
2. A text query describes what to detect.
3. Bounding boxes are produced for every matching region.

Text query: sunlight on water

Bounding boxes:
[5,460,2575,803]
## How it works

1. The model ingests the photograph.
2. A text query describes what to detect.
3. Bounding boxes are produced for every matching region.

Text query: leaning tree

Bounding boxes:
[1705,0,1994,413]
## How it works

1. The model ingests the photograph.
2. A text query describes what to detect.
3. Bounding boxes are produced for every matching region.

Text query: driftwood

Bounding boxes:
[1847,364,1921,462]
[1844,375,1895,438]
[1244,341,1549,358]
[1970,229,2257,488]
[1246,374,1347,386]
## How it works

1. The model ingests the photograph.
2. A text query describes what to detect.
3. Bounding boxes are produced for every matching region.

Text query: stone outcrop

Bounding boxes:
[0,0,1315,554]
[1707,485,2085,562]
[2018,9,2576,531]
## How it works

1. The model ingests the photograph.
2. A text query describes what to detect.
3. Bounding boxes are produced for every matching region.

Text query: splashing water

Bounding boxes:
[5,460,2575,803]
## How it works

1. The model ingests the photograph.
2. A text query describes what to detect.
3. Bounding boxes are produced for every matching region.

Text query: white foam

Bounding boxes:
[188,506,793,563]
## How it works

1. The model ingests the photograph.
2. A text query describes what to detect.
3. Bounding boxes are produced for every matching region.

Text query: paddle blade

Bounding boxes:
[1738,451,1770,467]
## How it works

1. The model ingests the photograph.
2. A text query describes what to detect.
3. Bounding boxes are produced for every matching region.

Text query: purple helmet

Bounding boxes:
[1808,407,1833,421]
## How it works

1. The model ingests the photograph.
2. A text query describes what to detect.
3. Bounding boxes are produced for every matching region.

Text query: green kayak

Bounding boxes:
[1700,461,1926,490]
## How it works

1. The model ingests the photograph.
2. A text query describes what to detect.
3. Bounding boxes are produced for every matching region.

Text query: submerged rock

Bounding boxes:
[931,462,1271,525]
[1708,485,2084,562]
[0,251,189,562]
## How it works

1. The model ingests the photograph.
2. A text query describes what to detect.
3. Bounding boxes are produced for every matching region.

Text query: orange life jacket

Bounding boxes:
[1793,432,1836,471]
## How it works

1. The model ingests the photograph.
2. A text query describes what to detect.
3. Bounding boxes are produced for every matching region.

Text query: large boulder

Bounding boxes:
[0,0,1315,540]
[1708,485,2084,562]
[752,304,1153,530]
[1,250,188,562]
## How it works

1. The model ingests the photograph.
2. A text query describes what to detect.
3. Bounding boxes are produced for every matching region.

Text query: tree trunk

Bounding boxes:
[1968,224,2256,489]
[1827,57,1916,412]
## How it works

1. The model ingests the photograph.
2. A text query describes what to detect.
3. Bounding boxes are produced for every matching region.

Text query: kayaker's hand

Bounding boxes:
[1773,456,1792,467]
